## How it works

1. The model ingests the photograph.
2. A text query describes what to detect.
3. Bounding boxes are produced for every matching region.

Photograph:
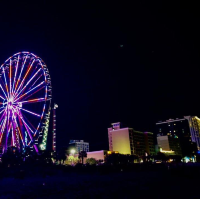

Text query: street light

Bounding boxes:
[71,149,75,165]
[71,149,75,155]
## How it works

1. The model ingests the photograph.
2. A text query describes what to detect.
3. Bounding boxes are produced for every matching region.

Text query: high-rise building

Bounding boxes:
[69,140,89,153]
[108,122,155,156]
[156,116,199,156]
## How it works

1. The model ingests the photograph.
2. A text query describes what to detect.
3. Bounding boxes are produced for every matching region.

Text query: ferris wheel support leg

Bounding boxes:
[5,111,9,152]
[34,144,39,153]
[5,129,8,152]
[12,121,17,147]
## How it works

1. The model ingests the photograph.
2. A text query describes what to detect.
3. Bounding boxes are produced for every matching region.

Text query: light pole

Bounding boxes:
[71,149,75,165]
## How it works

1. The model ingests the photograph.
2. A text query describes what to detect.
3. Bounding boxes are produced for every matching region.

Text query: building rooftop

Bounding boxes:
[69,140,89,144]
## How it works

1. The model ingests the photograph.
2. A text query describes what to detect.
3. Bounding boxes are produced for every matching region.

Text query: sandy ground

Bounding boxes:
[0,168,199,199]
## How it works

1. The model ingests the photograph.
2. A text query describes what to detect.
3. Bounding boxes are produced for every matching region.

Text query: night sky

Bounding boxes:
[0,1,200,151]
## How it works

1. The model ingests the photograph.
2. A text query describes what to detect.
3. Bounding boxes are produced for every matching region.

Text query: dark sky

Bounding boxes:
[0,1,200,151]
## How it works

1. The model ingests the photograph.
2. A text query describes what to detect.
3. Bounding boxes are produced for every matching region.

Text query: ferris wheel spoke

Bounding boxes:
[0,84,7,99]
[14,55,27,94]
[10,112,17,147]
[8,119,12,135]
[19,98,46,104]
[17,111,35,138]
[29,74,43,90]
[0,116,5,127]
[14,68,42,99]
[12,55,19,94]
[10,108,24,146]
[0,131,4,145]
[0,108,7,118]
[0,110,8,135]
[0,94,5,100]
[14,81,45,102]
[0,108,5,115]
[0,122,6,136]
[15,122,25,147]
[21,111,37,133]
[15,59,35,97]
[23,86,46,102]
[19,107,41,117]
[0,119,4,135]
[18,114,29,147]
[9,59,12,96]
[2,68,9,98]
[14,110,33,144]
[11,125,15,146]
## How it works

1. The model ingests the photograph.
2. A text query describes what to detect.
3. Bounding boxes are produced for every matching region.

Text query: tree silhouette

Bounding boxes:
[86,158,97,165]
[78,151,87,164]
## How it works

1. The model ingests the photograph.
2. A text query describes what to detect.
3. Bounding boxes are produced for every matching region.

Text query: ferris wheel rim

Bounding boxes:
[0,51,52,152]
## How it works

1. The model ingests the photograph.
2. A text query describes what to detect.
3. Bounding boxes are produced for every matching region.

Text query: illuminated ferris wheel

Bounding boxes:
[0,52,52,153]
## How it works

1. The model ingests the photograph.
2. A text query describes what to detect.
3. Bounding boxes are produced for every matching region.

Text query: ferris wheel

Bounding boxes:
[0,52,52,153]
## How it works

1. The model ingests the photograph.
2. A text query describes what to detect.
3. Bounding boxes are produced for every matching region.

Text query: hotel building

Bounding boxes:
[156,116,199,156]
[108,122,155,156]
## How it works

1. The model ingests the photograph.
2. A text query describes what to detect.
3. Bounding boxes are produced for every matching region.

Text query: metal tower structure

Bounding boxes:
[52,103,58,152]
